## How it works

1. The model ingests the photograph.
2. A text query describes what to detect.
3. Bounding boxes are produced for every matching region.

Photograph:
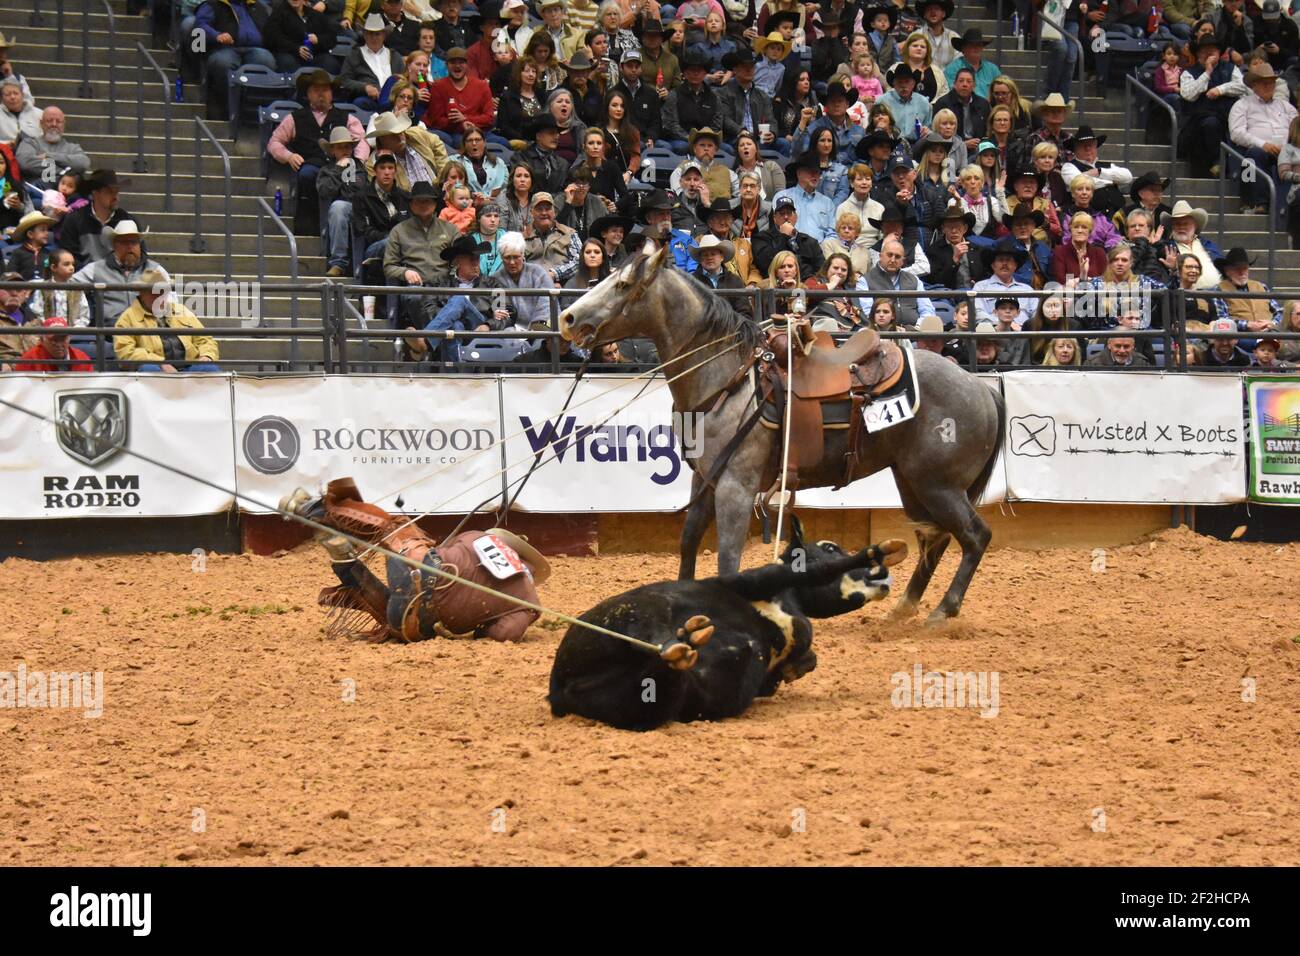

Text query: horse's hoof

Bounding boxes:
[888,601,919,621]
[661,643,698,670]
[923,609,954,627]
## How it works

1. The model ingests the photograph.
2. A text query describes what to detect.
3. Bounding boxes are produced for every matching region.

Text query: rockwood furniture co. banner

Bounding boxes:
[1246,375,1300,506]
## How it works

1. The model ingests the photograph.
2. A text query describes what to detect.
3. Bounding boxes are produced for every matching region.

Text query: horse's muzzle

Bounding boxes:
[559,311,596,347]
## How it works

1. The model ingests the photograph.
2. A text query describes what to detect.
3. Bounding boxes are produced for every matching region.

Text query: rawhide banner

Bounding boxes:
[0,373,235,518]
[1001,371,1246,504]
[1246,375,1300,505]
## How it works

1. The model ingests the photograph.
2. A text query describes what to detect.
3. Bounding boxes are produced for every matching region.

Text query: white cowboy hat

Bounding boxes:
[1032,92,1074,114]
[103,219,143,241]
[366,111,412,144]
[319,125,360,154]
[362,12,388,32]
[689,233,735,263]
[1160,199,1208,232]
[484,528,551,584]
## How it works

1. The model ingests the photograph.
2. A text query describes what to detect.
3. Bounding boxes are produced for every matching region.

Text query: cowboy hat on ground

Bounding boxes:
[485,528,551,583]
[689,234,735,262]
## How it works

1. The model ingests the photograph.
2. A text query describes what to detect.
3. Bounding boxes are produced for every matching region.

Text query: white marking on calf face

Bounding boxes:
[841,574,891,603]
[753,599,798,672]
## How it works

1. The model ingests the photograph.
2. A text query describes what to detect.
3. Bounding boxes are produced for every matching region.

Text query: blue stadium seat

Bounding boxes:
[329,36,356,59]
[259,99,302,179]
[459,337,529,368]
[1086,342,1105,361]
[759,147,783,163]
[228,65,292,138]
[486,141,513,164]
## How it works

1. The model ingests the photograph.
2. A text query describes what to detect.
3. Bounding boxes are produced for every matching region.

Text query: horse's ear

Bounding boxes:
[643,243,670,281]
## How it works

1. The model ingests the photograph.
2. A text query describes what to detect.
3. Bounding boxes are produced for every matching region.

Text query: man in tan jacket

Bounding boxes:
[364,111,449,192]
[114,270,221,372]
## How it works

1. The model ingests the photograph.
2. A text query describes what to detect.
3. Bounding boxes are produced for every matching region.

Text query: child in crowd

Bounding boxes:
[440,183,477,234]
[953,164,1006,237]
[850,51,883,105]
[1253,337,1288,368]
[1153,42,1183,111]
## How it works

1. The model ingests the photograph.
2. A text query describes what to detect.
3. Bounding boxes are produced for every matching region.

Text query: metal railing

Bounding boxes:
[1219,141,1277,288]
[1035,11,1086,124]
[191,117,233,278]
[132,42,174,208]
[103,0,117,131]
[78,0,92,98]
[1124,74,1178,172]
[255,197,300,365]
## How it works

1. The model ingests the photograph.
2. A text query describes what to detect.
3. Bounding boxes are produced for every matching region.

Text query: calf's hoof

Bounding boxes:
[660,642,699,670]
[676,614,714,646]
[873,539,909,567]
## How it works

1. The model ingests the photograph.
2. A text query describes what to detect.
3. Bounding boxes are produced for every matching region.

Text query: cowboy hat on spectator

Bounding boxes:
[868,201,916,230]
[688,127,724,150]
[0,32,17,48]
[562,49,595,72]
[440,235,493,262]
[1129,171,1171,203]
[752,32,793,58]
[12,211,57,242]
[296,68,341,94]
[103,219,144,241]
[366,111,413,144]
[81,168,133,192]
[912,0,955,16]
[590,214,634,237]
[937,199,976,230]
[1065,125,1107,150]
[886,62,924,86]
[689,234,735,263]
[862,4,901,29]
[1002,203,1045,229]
[785,150,822,181]
[854,128,898,160]
[953,28,989,51]
[319,126,360,155]
[1160,199,1209,231]
[764,11,802,33]
[1213,247,1257,272]
[1243,62,1280,90]
[362,12,388,32]
[912,131,954,160]
[981,236,1029,268]
[1032,92,1073,115]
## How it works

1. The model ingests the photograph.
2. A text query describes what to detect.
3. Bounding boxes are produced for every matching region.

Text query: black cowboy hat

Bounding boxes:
[562,49,596,71]
[912,131,954,161]
[854,128,898,160]
[954,27,989,50]
[722,48,759,70]
[409,181,440,202]
[981,236,1030,268]
[821,6,857,29]
[912,0,955,16]
[937,200,976,230]
[637,188,675,223]
[440,235,493,262]
[867,201,916,230]
[1213,247,1257,271]
[702,197,734,220]
[764,10,803,33]
[1009,167,1046,191]
[862,4,900,29]
[475,0,503,23]
[1130,171,1172,202]
[1002,204,1045,229]
[1065,124,1107,149]
[821,78,859,104]
[590,214,634,238]
[680,48,712,70]
[640,17,666,33]
[885,62,924,85]
[526,113,561,137]
[80,168,133,191]
[785,151,823,180]
[1189,34,1222,55]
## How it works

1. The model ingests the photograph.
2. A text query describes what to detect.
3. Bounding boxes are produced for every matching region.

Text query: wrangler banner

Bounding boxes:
[1246,375,1300,505]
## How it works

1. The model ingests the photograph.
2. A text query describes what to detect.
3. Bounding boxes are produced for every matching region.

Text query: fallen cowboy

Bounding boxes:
[549,520,906,731]
[280,478,550,643]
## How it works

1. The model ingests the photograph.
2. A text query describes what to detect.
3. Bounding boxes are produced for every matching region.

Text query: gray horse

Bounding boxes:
[559,247,1005,622]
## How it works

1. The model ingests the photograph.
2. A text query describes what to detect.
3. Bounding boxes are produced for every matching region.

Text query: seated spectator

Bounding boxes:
[377,0,421,56]
[28,248,89,329]
[1002,204,1051,288]
[692,11,737,78]
[195,0,276,120]
[752,31,791,100]
[878,63,933,147]
[1051,211,1108,287]
[1199,316,1253,367]
[975,238,1035,325]
[691,234,755,317]
[317,128,367,277]
[1086,335,1151,368]
[263,0,340,74]
[365,110,447,192]
[268,71,370,235]
[1085,241,1166,330]
[0,76,38,141]
[340,14,405,111]
[731,132,784,204]
[591,214,633,269]
[563,50,606,127]
[914,313,961,362]
[806,127,851,206]
[670,127,738,198]
[966,320,1002,369]
[773,67,821,161]
[1119,172,1172,235]
[925,200,988,289]
[15,107,90,184]
[1211,0,1251,64]
[954,164,1006,239]
[734,169,774,243]
[1008,93,1072,173]
[719,49,779,151]
[932,67,989,157]
[1254,0,1299,73]
[866,201,928,276]
[860,6,899,73]
[1153,41,1184,110]
[465,3,503,81]
[1061,177,1122,249]
[1215,246,1282,332]
[114,270,220,373]
[420,235,498,361]
[14,316,93,372]
[71,220,164,330]
[449,125,507,208]
[520,28,566,95]
[774,152,836,241]
[636,188,698,271]
[519,114,570,196]
[861,235,935,326]
[1040,335,1083,367]
[662,50,728,150]
[987,294,1030,366]
[61,169,138,269]
[988,75,1034,132]
[1162,200,1223,287]
[559,165,612,238]
[485,230,556,329]
[1173,253,1230,325]
[1122,208,1174,283]
[1060,126,1132,218]
[434,0,475,55]
[751,190,824,280]
[1006,168,1061,245]
[6,211,55,280]
[1179,35,1246,178]
[0,31,32,106]
[1023,288,1078,364]
[440,182,477,234]
[0,148,31,243]
[671,160,711,232]
[352,151,411,280]
[0,270,31,368]
[1228,62,1295,214]
[41,169,85,248]
[495,57,546,149]
[867,297,899,333]
[806,251,866,331]
[572,128,626,211]
[383,181,461,335]
[524,192,581,283]
[1252,336,1289,368]
[767,248,806,319]
[536,0,585,63]
[501,161,535,234]
[472,200,505,275]
[424,47,496,148]
[691,197,755,285]
[566,237,612,290]
[822,211,874,279]
[944,29,998,98]
[1279,299,1300,363]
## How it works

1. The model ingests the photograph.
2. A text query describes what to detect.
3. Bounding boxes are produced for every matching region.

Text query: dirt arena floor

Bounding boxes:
[2,527,1297,866]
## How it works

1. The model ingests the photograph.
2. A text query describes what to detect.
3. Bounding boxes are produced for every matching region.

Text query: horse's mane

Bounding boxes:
[671,266,765,351]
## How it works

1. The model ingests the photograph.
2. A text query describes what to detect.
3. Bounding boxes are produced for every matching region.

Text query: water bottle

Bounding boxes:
[914,118,922,139]
[274,188,283,216]
[304,34,314,59]
[174,76,184,103]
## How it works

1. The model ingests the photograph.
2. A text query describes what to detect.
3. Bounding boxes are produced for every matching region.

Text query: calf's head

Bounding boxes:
[780,518,904,619]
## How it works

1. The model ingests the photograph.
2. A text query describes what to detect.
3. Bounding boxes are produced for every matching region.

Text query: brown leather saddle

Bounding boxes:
[759,323,906,489]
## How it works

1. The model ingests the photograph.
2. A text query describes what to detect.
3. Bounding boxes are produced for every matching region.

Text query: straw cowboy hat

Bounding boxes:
[484,528,551,584]
[103,219,144,241]
[362,12,387,32]
[319,126,359,154]
[0,32,16,48]
[689,233,735,263]
[11,211,57,241]
[688,126,724,150]
[752,32,792,57]
[1243,62,1280,89]
[366,111,413,144]
[1160,199,1209,232]
[1032,92,1074,115]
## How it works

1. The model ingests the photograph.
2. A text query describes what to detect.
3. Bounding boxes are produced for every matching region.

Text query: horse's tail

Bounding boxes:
[967,381,1005,507]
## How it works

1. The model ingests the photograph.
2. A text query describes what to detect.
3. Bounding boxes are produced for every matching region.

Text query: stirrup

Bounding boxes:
[321,534,358,562]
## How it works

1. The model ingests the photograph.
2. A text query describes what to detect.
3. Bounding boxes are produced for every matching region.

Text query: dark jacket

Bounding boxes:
[811,35,851,80]
[60,205,140,268]
[613,79,662,142]
[932,90,991,144]
[338,44,405,99]
[262,1,337,59]
[519,143,569,196]
[195,0,269,44]
[493,89,541,142]
[752,223,824,279]
[694,268,755,318]
[1127,236,1174,285]
[380,12,422,56]
[352,178,412,247]
[1254,13,1300,70]
[718,79,776,141]
[434,16,474,57]
[924,235,990,288]
[316,156,366,208]
[661,82,723,143]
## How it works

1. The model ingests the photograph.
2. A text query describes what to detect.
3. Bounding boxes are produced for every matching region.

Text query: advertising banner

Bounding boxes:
[1246,375,1300,505]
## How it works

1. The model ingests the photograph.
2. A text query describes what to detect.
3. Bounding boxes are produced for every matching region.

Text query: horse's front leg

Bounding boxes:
[712,473,755,576]
[678,471,715,580]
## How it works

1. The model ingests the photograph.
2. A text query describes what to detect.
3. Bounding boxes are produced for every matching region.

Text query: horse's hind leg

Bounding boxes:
[889,476,953,620]
[712,474,753,576]
[678,472,715,580]
[913,489,992,623]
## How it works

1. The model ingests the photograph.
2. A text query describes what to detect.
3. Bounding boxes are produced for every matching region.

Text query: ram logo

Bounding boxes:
[54,389,128,467]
